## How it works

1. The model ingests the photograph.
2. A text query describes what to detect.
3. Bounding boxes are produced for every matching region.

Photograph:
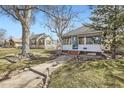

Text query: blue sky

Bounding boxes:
[0,5,92,40]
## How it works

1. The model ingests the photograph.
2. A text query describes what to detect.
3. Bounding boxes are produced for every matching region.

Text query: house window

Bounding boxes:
[63,38,67,45]
[39,39,44,45]
[63,37,71,45]
[46,40,51,45]
[86,36,101,44]
[68,37,71,44]
[31,40,36,45]
[78,37,84,44]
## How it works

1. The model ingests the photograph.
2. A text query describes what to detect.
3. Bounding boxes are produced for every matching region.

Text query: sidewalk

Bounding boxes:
[0,55,71,88]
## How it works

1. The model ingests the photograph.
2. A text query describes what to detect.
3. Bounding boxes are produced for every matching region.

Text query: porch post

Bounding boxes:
[36,39,39,48]
[84,37,86,44]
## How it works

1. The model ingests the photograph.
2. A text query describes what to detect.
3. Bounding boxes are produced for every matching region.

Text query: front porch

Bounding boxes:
[62,33,104,53]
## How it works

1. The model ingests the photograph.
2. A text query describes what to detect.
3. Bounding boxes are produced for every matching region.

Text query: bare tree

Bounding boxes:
[0,5,65,56]
[0,5,35,57]
[0,5,78,55]
[44,6,77,46]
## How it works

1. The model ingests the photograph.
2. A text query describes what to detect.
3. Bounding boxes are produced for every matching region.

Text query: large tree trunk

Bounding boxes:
[58,34,63,50]
[21,6,31,57]
[59,37,63,46]
[21,24,30,57]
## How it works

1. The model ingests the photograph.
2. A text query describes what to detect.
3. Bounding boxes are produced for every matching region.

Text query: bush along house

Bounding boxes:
[62,26,110,55]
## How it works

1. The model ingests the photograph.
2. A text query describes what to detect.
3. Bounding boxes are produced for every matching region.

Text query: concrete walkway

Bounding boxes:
[0,55,71,88]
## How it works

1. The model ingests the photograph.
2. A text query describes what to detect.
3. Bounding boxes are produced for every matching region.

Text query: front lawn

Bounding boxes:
[0,48,20,58]
[0,48,55,75]
[49,58,124,88]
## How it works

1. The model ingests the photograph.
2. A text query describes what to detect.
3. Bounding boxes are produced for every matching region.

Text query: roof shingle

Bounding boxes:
[63,26,102,37]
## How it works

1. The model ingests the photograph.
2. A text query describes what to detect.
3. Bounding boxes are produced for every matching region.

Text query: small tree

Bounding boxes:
[89,5,124,59]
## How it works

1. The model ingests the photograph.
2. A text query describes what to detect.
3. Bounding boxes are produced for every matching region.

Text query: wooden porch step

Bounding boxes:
[62,50,80,55]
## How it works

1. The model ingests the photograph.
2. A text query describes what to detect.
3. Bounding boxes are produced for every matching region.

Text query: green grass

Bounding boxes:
[117,46,124,52]
[0,48,20,58]
[49,58,124,88]
[118,47,124,52]
[30,49,55,57]
[0,48,54,75]
[0,48,54,58]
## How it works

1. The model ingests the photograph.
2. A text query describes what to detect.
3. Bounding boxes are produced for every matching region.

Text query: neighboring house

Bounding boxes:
[4,38,22,48]
[0,41,4,47]
[30,33,55,49]
[3,33,59,50]
[62,26,110,53]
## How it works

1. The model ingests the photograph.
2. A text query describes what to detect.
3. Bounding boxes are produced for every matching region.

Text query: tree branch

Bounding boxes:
[0,6,19,21]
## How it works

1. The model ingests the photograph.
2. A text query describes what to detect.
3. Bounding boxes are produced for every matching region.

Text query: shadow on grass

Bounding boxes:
[42,50,56,55]
[30,56,51,61]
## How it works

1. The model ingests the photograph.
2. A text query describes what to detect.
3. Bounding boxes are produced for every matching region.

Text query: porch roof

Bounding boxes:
[62,26,103,38]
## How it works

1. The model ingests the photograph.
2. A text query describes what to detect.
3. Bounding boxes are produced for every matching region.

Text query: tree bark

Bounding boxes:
[57,34,63,50]
[111,46,116,59]
[111,31,116,59]
[21,6,31,57]
[21,24,30,57]
[59,37,63,45]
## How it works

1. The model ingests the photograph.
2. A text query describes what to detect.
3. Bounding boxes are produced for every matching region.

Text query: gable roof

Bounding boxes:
[30,33,49,40]
[63,26,103,37]
[5,38,22,43]
[12,38,22,43]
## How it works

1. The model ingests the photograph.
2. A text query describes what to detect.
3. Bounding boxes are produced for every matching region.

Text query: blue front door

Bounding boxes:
[72,35,78,49]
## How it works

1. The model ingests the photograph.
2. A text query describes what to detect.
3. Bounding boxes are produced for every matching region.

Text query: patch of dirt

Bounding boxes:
[28,53,42,60]
[4,53,46,63]
[5,56,21,63]
[79,55,103,61]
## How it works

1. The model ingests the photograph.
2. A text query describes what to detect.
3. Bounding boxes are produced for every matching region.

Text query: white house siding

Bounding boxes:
[62,45,72,50]
[45,37,55,49]
[78,44,103,52]
[62,44,104,52]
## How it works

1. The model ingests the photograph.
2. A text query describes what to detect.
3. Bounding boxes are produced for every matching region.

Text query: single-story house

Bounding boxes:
[62,26,110,53]
[0,41,4,47]
[4,38,22,48]
[30,33,56,49]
